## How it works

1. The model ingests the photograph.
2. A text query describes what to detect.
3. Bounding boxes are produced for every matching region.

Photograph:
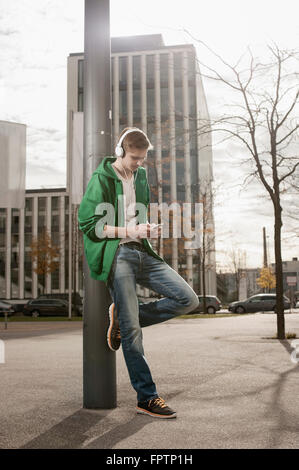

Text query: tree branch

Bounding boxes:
[279,161,299,184]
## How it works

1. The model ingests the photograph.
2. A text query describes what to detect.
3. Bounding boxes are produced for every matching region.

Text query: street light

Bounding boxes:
[83,0,116,409]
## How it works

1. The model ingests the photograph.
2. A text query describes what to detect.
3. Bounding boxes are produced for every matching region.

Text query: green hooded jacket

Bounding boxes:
[78,156,163,282]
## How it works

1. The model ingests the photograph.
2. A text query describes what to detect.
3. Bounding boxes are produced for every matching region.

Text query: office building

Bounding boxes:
[67,34,216,293]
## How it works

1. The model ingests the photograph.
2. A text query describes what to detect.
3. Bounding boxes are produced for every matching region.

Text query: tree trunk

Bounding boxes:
[202,271,207,313]
[274,201,285,339]
[235,272,240,300]
[202,236,207,314]
[201,194,207,313]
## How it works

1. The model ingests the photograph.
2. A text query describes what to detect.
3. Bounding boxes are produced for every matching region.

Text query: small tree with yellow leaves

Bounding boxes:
[30,228,60,295]
[256,267,276,292]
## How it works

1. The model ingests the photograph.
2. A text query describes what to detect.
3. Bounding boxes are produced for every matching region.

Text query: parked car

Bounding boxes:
[228,294,291,314]
[0,300,15,317]
[191,295,222,314]
[23,299,83,317]
[37,293,82,306]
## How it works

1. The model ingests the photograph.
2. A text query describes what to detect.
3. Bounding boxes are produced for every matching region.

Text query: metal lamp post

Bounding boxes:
[83,0,116,409]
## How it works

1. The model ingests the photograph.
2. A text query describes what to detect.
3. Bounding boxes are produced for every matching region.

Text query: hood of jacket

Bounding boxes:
[94,156,144,182]
[94,156,118,179]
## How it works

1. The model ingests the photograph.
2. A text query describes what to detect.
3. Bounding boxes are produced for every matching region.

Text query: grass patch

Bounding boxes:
[0,315,82,322]
[285,332,297,339]
[176,313,253,319]
[263,332,297,340]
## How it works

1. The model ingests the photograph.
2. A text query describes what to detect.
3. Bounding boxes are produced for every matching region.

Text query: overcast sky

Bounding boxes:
[0,0,298,270]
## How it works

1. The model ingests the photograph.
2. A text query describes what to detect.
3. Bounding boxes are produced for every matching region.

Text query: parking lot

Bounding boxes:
[1,312,299,449]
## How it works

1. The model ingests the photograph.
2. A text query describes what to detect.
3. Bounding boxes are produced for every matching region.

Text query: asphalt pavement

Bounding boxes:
[0,312,299,449]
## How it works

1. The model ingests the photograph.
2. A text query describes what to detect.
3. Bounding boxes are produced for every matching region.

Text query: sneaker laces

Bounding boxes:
[112,313,121,339]
[115,329,121,340]
[149,397,167,408]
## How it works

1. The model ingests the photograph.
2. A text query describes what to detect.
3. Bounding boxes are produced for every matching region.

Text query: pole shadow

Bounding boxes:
[21,390,183,449]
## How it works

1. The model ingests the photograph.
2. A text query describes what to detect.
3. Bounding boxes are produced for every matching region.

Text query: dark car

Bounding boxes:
[228,294,291,314]
[191,295,222,314]
[23,299,83,317]
[0,300,15,317]
[37,293,82,306]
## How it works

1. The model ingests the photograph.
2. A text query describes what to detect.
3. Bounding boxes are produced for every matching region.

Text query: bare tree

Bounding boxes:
[199,183,216,312]
[186,35,299,339]
[227,247,247,300]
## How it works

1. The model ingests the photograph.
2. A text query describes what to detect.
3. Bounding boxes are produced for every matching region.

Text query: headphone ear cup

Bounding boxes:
[115,145,124,158]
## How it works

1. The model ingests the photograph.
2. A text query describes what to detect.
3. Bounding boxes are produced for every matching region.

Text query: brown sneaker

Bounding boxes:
[136,397,176,419]
[107,303,121,351]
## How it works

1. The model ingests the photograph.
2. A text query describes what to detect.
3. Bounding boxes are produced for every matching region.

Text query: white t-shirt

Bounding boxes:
[112,163,142,245]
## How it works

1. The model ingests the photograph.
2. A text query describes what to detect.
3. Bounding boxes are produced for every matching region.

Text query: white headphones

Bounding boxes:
[115,128,150,158]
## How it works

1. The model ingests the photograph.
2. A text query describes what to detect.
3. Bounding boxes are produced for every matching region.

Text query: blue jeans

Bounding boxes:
[108,243,199,403]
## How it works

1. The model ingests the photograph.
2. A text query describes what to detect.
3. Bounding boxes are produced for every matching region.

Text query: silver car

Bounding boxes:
[0,300,15,317]
[229,294,290,314]
[191,295,222,314]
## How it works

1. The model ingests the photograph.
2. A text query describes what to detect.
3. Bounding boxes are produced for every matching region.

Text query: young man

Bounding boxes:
[78,127,199,419]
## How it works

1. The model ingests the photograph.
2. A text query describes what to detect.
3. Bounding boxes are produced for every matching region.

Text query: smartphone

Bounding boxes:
[152,223,163,228]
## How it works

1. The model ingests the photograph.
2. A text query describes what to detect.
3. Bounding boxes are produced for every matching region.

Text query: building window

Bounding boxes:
[11,248,19,299]
[0,209,5,249]
[25,198,32,212]
[65,195,69,212]
[146,55,155,83]
[38,214,46,233]
[120,88,127,121]
[78,59,84,112]
[119,56,127,85]
[12,211,19,234]
[133,55,141,87]
[38,197,46,211]
[146,88,155,119]
[160,53,168,85]
[52,196,59,211]
[11,210,19,298]
[51,270,60,290]
[24,250,32,298]
[0,251,5,297]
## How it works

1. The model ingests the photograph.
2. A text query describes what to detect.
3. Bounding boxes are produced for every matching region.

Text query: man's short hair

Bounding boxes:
[118,127,153,154]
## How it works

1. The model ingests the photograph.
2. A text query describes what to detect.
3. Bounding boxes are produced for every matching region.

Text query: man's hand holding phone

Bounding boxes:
[127,223,163,239]
[149,223,163,238]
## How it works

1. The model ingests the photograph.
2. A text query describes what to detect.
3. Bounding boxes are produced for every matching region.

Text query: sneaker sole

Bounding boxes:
[136,407,177,419]
[107,304,119,352]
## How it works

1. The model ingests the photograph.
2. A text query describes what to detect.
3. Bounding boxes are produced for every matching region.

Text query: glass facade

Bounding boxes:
[115,50,198,208]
